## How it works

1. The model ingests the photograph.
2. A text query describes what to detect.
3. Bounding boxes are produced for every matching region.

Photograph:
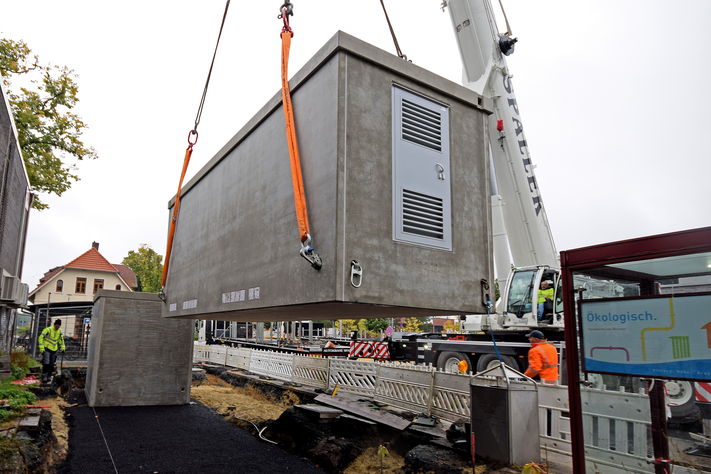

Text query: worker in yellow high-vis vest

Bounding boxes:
[38,319,66,383]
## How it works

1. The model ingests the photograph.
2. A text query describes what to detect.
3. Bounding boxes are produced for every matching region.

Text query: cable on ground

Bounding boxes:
[232,413,278,444]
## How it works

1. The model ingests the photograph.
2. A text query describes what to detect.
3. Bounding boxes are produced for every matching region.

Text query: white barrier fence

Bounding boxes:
[538,383,652,473]
[193,343,653,470]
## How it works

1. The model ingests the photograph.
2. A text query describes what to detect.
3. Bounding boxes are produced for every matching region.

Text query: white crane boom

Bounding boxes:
[445,0,558,281]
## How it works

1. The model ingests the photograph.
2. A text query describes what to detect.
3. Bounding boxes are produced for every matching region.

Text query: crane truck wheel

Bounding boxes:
[436,352,472,373]
[476,354,519,373]
[666,380,700,423]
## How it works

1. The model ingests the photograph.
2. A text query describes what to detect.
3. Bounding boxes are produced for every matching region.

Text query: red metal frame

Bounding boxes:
[560,226,711,474]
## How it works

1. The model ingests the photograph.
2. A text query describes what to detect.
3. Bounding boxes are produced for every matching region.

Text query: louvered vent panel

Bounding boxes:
[402,189,444,240]
[401,99,442,152]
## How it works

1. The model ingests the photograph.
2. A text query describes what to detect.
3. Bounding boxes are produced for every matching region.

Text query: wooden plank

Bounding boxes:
[340,414,377,425]
[314,394,410,430]
[17,416,40,432]
[296,404,343,419]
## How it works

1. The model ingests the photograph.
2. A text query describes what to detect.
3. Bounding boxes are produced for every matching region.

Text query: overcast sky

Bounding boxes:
[3,1,710,287]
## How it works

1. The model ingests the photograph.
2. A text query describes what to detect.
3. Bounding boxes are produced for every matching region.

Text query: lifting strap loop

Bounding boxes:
[280,31,310,243]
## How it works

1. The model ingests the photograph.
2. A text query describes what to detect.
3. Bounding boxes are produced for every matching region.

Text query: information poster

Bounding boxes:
[580,294,711,380]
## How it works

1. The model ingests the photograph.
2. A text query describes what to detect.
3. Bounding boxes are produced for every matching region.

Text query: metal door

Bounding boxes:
[392,86,452,251]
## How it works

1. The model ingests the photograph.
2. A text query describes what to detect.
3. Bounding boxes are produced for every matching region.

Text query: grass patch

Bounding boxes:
[0,386,36,423]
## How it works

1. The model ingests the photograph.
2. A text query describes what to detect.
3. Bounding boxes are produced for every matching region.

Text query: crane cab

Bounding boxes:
[500,266,564,330]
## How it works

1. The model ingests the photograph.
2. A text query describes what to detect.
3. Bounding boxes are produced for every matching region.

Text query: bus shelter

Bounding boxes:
[561,226,711,474]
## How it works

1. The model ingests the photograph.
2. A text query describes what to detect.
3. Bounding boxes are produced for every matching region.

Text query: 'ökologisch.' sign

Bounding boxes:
[580,294,711,380]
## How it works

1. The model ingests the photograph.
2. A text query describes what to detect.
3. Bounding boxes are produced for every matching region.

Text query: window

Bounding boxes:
[76,277,86,294]
[115,284,121,290]
[56,280,63,293]
[506,269,536,316]
[93,279,104,294]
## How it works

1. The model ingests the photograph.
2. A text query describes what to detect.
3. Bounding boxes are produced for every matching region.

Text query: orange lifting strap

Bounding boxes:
[280,3,321,270]
[161,136,195,289]
[280,31,310,244]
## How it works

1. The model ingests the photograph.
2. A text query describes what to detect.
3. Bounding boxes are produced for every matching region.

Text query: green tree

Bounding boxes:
[0,38,97,210]
[364,318,389,334]
[122,245,164,293]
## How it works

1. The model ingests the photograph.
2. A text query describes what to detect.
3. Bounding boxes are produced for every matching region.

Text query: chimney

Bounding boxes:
[92,242,99,251]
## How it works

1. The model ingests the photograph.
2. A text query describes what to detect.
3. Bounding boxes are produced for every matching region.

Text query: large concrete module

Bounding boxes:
[86,291,194,407]
[162,31,494,322]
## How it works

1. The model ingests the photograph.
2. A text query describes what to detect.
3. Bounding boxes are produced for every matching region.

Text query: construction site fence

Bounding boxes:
[193,343,653,471]
[538,383,653,473]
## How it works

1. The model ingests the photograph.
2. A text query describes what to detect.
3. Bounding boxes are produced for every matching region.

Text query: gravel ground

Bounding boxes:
[56,389,327,474]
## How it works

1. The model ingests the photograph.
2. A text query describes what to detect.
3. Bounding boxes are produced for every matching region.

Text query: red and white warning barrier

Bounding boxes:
[696,382,711,403]
[349,341,390,360]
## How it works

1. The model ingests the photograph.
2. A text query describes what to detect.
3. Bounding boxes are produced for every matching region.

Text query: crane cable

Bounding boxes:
[279,2,321,270]
[379,0,408,61]
[161,0,231,295]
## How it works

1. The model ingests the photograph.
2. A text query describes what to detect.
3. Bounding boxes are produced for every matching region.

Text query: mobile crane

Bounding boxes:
[351,0,698,420]
[364,0,568,375]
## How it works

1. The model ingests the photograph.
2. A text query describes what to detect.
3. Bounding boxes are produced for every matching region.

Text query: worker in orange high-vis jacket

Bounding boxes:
[524,330,559,384]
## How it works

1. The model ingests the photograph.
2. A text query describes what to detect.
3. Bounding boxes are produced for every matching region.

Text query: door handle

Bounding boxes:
[436,163,445,180]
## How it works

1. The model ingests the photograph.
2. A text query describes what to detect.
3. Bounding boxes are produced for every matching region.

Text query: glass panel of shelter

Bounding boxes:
[571,251,711,471]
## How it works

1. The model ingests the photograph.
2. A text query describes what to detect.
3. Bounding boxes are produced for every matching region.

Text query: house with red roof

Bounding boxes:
[28,242,136,305]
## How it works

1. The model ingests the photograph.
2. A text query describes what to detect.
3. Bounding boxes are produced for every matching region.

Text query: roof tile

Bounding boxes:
[64,248,117,273]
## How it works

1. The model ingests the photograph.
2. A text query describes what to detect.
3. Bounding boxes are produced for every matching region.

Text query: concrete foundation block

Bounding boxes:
[86,290,194,407]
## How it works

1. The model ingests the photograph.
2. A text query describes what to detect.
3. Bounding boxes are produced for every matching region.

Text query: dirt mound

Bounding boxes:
[264,406,384,472]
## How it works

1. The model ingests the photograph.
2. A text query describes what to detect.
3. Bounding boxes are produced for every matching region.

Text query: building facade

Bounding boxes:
[29,243,135,305]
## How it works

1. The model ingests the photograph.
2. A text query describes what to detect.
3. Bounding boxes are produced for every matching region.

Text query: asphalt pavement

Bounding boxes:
[57,389,327,474]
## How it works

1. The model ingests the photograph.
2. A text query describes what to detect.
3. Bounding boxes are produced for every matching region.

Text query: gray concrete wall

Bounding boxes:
[162,31,493,322]
[86,291,194,407]
[0,83,33,354]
